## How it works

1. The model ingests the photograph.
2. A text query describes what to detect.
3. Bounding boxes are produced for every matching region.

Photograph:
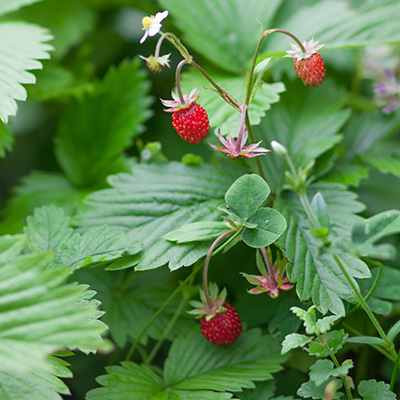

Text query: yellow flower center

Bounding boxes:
[142,16,154,29]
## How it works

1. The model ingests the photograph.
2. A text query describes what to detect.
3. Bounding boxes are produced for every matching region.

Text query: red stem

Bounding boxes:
[203,230,235,309]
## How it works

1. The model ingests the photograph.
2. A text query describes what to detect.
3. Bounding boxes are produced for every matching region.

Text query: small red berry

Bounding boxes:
[172,102,210,144]
[293,53,326,87]
[161,88,210,144]
[200,302,242,346]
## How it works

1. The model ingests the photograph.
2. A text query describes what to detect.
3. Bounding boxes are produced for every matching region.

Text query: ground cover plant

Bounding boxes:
[1,0,400,399]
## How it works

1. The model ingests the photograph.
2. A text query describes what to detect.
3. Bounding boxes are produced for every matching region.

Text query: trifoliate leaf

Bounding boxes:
[225,174,270,220]
[242,208,287,248]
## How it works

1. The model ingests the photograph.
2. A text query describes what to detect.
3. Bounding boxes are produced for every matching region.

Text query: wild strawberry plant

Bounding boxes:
[1,1,400,399]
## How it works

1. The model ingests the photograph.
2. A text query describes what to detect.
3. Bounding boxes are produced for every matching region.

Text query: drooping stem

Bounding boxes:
[263,28,306,53]
[260,247,277,286]
[175,59,191,104]
[203,229,236,309]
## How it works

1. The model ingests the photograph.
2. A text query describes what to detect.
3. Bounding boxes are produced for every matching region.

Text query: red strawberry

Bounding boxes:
[293,53,326,87]
[172,102,210,144]
[200,302,242,345]
[285,38,326,87]
[161,88,210,144]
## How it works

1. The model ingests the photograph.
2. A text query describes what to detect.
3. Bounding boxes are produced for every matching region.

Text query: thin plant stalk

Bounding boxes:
[317,333,353,400]
[203,229,236,308]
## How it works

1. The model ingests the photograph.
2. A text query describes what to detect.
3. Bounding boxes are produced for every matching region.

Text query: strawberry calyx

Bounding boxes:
[161,87,200,112]
[188,283,227,321]
[284,37,324,61]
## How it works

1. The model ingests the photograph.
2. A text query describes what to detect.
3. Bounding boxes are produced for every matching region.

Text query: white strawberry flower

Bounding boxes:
[285,37,324,61]
[140,10,168,44]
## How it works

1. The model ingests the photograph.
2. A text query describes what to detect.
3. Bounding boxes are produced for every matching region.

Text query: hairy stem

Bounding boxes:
[203,229,236,308]
[263,29,306,53]
[260,247,277,286]
[175,59,191,104]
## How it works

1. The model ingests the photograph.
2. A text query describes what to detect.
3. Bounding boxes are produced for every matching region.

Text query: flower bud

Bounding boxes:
[271,140,288,157]
[139,54,170,73]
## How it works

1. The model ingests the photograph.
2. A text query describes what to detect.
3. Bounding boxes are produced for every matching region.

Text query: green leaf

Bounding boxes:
[55,59,152,187]
[276,183,368,315]
[387,320,400,342]
[310,192,330,232]
[281,333,312,354]
[242,208,287,248]
[367,266,400,301]
[297,379,342,400]
[76,162,244,271]
[307,330,347,358]
[358,379,397,400]
[351,210,400,259]
[309,360,353,386]
[164,329,285,392]
[53,226,142,271]
[87,361,166,400]
[159,0,284,73]
[0,0,43,15]
[88,330,284,399]
[164,221,230,243]
[0,171,86,235]
[25,205,142,271]
[25,205,73,252]
[225,174,270,220]
[265,0,400,54]
[0,234,111,377]
[0,22,52,124]
[344,336,386,346]
[73,268,194,349]
[181,70,285,135]
[236,381,276,400]
[0,361,70,400]
[257,81,349,194]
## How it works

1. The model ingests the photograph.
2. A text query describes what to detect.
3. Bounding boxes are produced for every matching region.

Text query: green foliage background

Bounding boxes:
[1,0,400,399]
